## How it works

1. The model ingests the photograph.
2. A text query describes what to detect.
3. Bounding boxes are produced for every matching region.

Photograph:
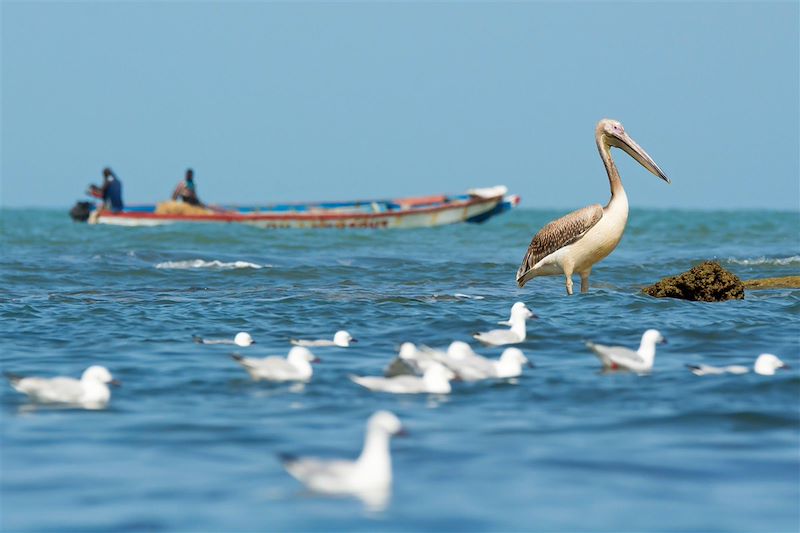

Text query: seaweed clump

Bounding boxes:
[643,261,744,302]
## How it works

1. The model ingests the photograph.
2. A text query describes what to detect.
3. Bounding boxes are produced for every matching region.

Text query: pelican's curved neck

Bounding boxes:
[596,133,626,205]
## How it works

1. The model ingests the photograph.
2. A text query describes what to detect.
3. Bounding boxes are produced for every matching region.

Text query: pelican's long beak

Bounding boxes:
[610,131,671,184]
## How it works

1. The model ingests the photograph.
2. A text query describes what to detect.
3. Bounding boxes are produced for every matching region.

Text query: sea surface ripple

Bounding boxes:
[1,207,799,531]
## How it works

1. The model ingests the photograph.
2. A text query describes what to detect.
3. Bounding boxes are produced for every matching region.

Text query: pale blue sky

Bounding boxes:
[2,1,798,209]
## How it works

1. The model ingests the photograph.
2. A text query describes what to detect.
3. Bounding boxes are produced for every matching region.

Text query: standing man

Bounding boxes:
[93,167,124,211]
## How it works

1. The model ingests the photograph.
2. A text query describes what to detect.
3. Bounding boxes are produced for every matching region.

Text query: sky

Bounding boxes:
[2,1,798,210]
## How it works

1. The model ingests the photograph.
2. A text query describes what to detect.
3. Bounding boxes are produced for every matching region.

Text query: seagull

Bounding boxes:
[585,329,666,373]
[351,362,455,394]
[687,353,789,376]
[5,365,120,409]
[290,330,356,348]
[516,119,670,295]
[473,302,535,346]
[279,411,405,509]
[497,301,531,326]
[441,345,533,381]
[421,341,494,381]
[193,331,255,347]
[231,346,319,382]
[383,342,440,377]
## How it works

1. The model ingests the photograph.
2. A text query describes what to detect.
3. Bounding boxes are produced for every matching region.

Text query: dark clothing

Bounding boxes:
[172,180,201,206]
[103,177,124,211]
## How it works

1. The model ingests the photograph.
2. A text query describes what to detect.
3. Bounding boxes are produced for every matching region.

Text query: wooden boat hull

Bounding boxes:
[80,192,520,229]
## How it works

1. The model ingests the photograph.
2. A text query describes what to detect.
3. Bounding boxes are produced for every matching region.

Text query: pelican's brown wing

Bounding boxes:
[516,204,603,286]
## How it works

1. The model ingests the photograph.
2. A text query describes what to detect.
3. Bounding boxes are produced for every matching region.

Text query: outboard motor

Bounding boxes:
[69,201,94,222]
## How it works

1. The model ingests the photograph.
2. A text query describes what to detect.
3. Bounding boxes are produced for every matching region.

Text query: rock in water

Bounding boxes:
[643,261,745,302]
[743,276,800,290]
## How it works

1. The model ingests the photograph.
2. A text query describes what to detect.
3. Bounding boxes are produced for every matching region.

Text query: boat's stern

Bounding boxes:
[466,194,521,224]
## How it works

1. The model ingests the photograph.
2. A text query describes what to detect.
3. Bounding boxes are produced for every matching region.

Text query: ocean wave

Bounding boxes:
[725,255,800,266]
[155,259,267,270]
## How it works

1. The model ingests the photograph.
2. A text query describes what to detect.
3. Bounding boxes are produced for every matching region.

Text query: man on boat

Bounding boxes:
[172,168,204,206]
[88,167,124,212]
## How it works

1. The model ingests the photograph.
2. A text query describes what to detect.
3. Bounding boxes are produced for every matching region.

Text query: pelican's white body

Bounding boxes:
[531,193,628,280]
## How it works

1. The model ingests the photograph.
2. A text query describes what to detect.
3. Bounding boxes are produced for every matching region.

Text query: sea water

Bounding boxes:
[1,208,798,531]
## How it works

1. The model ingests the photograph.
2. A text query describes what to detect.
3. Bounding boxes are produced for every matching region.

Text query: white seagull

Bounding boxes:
[473,302,535,346]
[231,346,319,382]
[439,345,533,381]
[497,301,531,326]
[585,329,666,373]
[423,341,492,381]
[351,362,455,394]
[290,330,356,348]
[6,365,119,409]
[194,331,255,347]
[384,342,441,377]
[280,411,405,509]
[687,353,789,376]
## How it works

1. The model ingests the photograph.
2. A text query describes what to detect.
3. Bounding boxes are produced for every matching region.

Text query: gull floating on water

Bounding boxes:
[497,301,530,326]
[586,329,666,373]
[194,331,255,347]
[280,410,405,510]
[473,302,536,346]
[290,330,356,348]
[421,341,491,380]
[687,353,789,376]
[436,343,533,381]
[232,346,319,382]
[383,342,440,377]
[351,362,455,394]
[5,365,119,409]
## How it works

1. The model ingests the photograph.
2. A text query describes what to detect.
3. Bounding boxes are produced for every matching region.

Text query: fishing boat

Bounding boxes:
[69,186,519,229]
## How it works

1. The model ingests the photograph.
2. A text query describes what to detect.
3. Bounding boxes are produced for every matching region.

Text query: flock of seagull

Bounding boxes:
[5,300,789,508]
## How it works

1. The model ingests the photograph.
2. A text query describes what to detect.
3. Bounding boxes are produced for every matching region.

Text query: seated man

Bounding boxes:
[172,168,203,206]
[90,167,124,211]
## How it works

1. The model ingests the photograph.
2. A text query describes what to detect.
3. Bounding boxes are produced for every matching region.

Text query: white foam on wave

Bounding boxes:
[726,255,800,266]
[454,293,485,300]
[155,259,267,270]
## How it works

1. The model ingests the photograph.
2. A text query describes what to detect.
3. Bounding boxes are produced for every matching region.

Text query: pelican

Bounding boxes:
[516,119,670,294]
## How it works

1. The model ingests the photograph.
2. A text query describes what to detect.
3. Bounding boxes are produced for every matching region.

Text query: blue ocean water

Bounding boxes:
[1,207,798,532]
